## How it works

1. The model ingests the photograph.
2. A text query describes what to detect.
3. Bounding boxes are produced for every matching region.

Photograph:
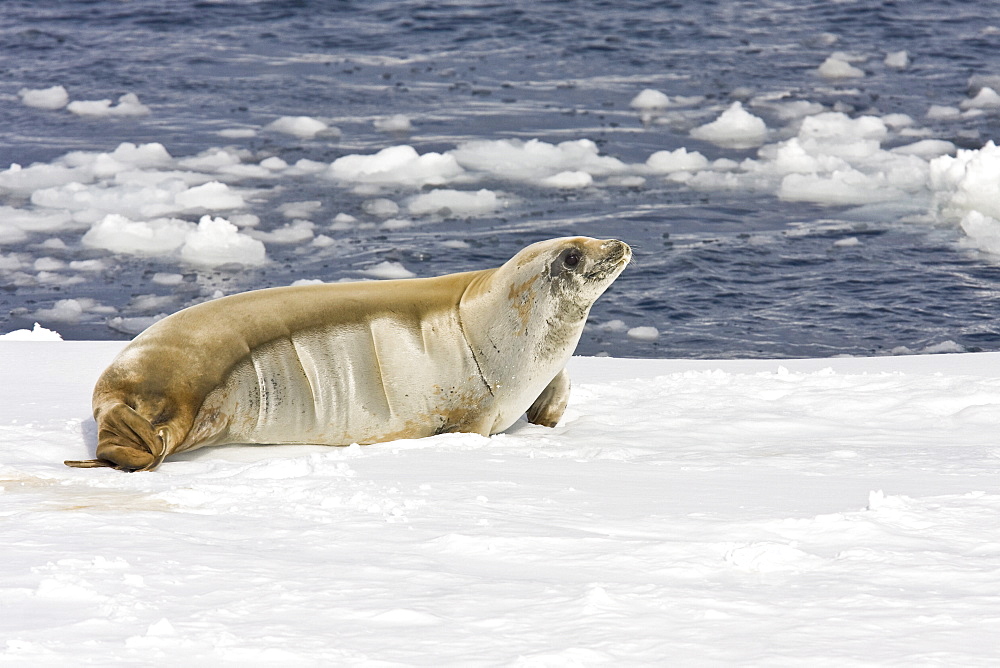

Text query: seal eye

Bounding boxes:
[564,250,581,269]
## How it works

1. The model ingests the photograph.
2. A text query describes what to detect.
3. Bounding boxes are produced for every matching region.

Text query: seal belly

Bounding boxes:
[187,310,493,448]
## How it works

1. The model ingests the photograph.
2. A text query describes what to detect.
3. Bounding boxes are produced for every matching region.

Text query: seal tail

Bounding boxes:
[64,403,171,472]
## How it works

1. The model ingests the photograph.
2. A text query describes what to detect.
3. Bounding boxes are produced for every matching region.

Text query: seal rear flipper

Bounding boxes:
[526,369,570,428]
[71,403,172,472]
[64,458,117,469]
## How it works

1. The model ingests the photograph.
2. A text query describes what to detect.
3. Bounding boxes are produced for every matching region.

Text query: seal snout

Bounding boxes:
[602,239,632,265]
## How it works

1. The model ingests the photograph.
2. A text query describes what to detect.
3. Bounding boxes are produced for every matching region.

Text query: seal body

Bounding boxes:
[66,237,631,471]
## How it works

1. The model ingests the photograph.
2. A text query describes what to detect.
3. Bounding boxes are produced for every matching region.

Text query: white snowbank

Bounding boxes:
[18,86,69,110]
[4,345,1000,665]
[0,322,62,340]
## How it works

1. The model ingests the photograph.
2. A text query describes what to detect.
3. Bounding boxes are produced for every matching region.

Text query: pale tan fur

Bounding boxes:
[65,237,630,471]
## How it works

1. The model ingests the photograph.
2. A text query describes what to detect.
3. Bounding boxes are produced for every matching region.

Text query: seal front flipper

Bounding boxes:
[526,368,570,428]
[65,403,171,472]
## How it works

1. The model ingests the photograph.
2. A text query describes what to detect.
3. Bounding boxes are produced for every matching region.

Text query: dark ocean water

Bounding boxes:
[5,0,1000,358]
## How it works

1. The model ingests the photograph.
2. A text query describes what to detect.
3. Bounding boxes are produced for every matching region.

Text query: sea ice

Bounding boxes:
[629,89,671,109]
[816,54,865,78]
[884,50,910,69]
[374,114,413,132]
[179,216,267,267]
[18,85,70,110]
[67,93,151,117]
[82,214,192,255]
[265,116,334,139]
[406,189,502,216]
[690,102,767,148]
[329,145,464,187]
[627,325,660,341]
[541,171,593,188]
[449,138,627,182]
[645,148,709,173]
[360,260,416,279]
[960,87,1000,110]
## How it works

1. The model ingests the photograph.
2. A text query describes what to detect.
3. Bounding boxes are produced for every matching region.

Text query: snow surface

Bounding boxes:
[4,341,1000,665]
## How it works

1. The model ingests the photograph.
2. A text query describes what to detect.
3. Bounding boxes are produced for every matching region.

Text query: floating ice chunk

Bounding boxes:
[68,259,106,272]
[361,261,416,279]
[249,220,315,244]
[929,142,1000,220]
[151,272,184,286]
[890,139,956,158]
[959,211,1000,255]
[0,163,84,195]
[921,340,966,354]
[884,50,910,69]
[0,322,63,340]
[108,315,166,335]
[450,138,626,181]
[19,85,69,110]
[627,326,659,341]
[330,145,464,187]
[259,157,288,172]
[768,100,826,120]
[630,89,671,109]
[177,147,245,172]
[816,54,865,78]
[690,102,767,148]
[33,257,65,271]
[331,213,358,230]
[595,319,629,333]
[800,112,888,143]
[175,181,245,211]
[645,147,709,173]
[67,92,150,117]
[960,87,1000,110]
[926,105,961,120]
[381,218,412,230]
[179,216,267,266]
[0,206,76,234]
[407,189,501,216]
[374,114,413,132]
[265,116,335,139]
[541,171,593,188]
[881,113,915,129]
[362,198,400,217]
[83,214,193,254]
[219,127,257,138]
[278,200,322,218]
[779,169,904,205]
[34,298,98,323]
